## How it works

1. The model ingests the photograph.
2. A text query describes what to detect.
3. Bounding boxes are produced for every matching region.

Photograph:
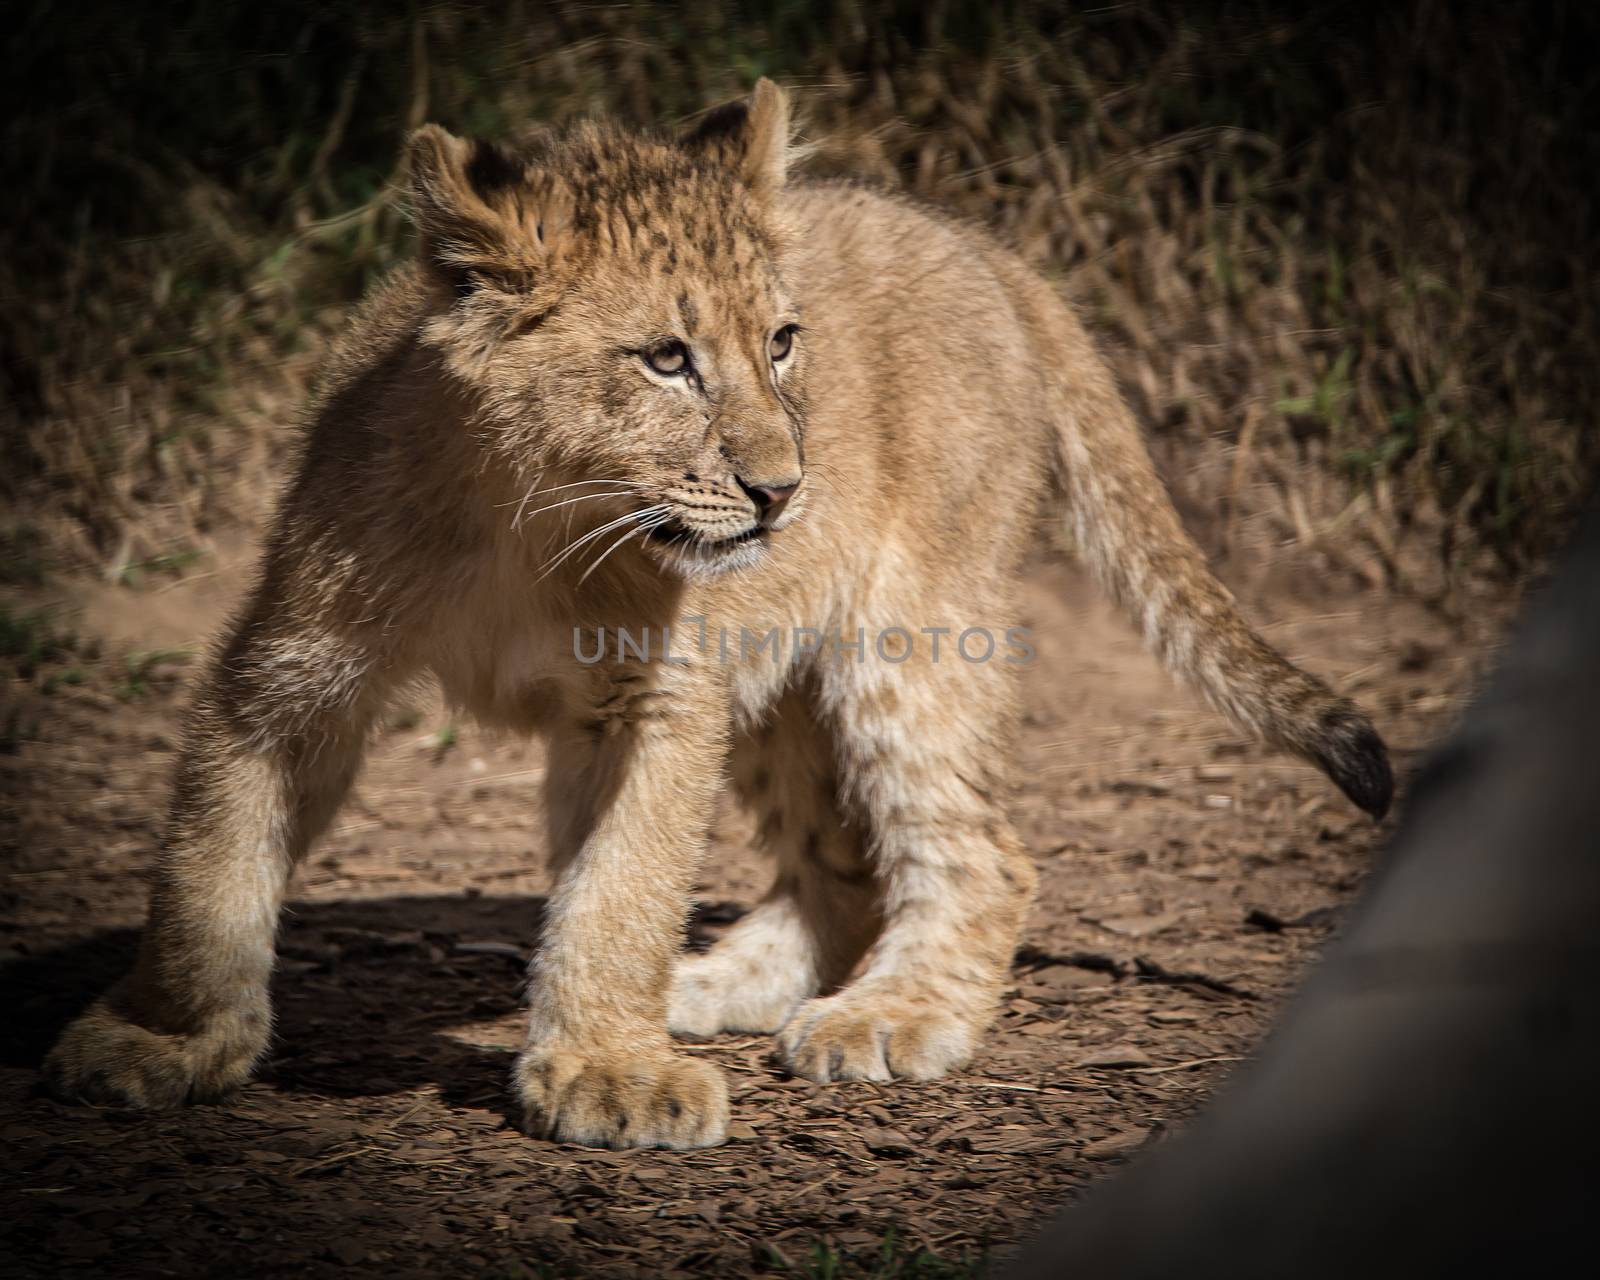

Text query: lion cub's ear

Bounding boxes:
[681,78,793,196]
[407,124,571,292]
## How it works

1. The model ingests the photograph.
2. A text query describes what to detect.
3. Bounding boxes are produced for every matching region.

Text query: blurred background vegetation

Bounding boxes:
[3,0,1596,602]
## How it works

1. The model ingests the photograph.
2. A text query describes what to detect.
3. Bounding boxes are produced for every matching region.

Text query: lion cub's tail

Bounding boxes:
[1045,327,1393,818]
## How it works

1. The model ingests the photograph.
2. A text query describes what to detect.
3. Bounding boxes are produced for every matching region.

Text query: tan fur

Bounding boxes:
[45,80,1390,1148]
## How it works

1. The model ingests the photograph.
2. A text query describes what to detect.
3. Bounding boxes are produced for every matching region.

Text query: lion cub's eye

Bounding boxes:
[769,325,797,363]
[644,340,691,376]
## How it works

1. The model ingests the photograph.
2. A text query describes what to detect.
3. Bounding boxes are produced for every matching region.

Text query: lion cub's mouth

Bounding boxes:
[644,519,766,551]
[643,517,772,579]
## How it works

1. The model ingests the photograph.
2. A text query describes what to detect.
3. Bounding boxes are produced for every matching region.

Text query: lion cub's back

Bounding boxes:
[781,181,1056,515]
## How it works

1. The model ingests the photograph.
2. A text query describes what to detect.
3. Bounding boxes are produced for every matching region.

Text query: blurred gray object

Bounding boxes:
[1008,506,1600,1278]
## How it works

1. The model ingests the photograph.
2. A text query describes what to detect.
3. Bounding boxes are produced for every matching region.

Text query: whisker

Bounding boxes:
[577,510,673,586]
[499,476,642,529]
[547,509,658,568]
[545,477,640,493]
[498,477,642,509]
[515,489,632,527]
[508,470,546,530]
[536,504,670,583]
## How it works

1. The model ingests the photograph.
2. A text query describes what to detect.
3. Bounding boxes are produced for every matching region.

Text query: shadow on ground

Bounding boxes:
[9,893,751,1102]
[8,895,559,1104]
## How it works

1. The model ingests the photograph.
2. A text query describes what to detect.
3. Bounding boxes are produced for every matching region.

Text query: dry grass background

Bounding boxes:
[3,0,1597,603]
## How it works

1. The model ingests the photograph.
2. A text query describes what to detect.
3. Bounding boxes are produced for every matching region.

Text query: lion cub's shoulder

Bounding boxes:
[310,263,430,410]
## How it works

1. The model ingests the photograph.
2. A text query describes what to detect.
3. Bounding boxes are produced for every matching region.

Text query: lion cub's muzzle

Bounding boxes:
[644,472,804,576]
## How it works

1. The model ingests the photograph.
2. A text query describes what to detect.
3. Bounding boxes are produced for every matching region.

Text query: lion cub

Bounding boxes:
[46,81,1390,1148]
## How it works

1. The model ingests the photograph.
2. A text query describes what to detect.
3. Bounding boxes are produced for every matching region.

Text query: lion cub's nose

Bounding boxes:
[738,477,800,526]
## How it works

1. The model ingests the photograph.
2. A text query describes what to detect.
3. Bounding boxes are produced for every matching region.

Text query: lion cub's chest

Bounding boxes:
[428,613,575,734]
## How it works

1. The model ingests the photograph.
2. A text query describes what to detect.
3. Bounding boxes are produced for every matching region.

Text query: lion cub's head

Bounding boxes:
[409,80,807,580]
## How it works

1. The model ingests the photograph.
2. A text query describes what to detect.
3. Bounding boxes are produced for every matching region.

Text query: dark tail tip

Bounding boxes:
[1311,705,1395,818]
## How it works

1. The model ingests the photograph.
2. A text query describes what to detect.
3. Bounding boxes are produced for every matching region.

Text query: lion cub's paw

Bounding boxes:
[776,983,983,1084]
[514,1045,729,1149]
[44,993,266,1109]
[668,951,805,1039]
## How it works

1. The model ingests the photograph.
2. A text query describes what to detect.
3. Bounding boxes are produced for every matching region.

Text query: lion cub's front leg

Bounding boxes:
[45,599,385,1107]
[514,668,732,1149]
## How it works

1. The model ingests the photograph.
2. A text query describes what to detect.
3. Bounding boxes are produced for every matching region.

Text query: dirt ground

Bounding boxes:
[1,539,1500,1277]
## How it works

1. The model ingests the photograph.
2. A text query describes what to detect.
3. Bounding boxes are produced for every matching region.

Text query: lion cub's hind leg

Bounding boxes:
[776,654,1037,1084]
[668,690,881,1039]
